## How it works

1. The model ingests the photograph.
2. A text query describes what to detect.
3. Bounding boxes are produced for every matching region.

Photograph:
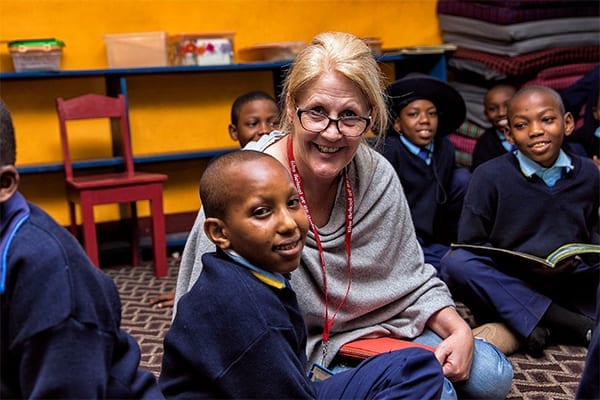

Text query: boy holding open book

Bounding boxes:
[440,85,599,357]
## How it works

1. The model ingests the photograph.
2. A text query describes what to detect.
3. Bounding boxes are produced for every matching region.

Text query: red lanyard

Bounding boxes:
[286,136,353,361]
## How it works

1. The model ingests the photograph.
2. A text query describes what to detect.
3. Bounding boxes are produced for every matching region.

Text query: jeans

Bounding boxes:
[414,329,514,400]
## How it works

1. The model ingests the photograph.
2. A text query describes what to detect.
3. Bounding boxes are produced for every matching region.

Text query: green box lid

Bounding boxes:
[8,38,65,48]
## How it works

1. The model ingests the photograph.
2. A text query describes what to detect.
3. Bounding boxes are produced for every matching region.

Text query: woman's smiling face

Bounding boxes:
[289,71,370,181]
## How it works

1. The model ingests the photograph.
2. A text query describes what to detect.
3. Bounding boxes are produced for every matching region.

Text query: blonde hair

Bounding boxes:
[280,32,388,137]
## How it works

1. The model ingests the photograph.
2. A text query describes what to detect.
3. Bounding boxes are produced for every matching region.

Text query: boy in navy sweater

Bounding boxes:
[378,75,470,270]
[228,90,280,147]
[470,83,516,172]
[440,85,599,357]
[0,100,162,398]
[159,150,444,399]
[149,90,280,309]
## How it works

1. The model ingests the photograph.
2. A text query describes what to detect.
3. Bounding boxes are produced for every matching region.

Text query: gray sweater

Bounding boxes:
[175,132,454,368]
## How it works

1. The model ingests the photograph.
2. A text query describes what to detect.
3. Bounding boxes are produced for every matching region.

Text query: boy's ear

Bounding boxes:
[563,112,575,137]
[0,165,19,204]
[392,116,403,134]
[228,124,239,142]
[505,126,516,146]
[203,217,231,250]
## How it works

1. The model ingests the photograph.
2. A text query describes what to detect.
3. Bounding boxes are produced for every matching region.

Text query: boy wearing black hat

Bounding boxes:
[378,75,470,271]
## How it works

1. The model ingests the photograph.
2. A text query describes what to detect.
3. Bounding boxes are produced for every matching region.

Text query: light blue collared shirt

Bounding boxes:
[399,135,434,165]
[223,248,288,289]
[496,130,516,152]
[515,149,573,187]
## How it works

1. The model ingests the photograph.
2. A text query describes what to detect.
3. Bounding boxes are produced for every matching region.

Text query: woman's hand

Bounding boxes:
[427,307,474,382]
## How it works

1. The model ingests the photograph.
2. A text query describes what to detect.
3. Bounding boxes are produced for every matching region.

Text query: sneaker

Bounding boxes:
[472,322,521,355]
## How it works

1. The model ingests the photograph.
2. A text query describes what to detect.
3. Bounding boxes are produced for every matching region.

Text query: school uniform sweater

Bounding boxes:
[0,193,161,399]
[458,152,600,256]
[470,128,509,172]
[160,251,314,399]
[379,135,457,244]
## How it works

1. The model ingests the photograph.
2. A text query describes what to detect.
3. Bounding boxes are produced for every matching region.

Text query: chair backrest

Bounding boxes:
[56,93,135,180]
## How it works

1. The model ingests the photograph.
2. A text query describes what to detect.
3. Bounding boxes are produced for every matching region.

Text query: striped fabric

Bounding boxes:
[449,132,478,168]
[454,150,473,169]
[455,121,486,140]
[449,132,478,155]
[437,0,599,25]
[524,74,587,92]
[451,46,600,77]
[535,62,599,80]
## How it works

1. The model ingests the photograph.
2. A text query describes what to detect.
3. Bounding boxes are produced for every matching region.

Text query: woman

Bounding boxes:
[175,31,513,399]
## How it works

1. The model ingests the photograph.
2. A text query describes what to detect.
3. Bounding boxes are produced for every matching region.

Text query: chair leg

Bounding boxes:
[80,199,100,268]
[68,201,78,237]
[130,201,140,267]
[150,188,168,278]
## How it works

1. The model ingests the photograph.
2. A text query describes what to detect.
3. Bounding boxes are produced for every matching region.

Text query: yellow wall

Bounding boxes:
[0,0,442,225]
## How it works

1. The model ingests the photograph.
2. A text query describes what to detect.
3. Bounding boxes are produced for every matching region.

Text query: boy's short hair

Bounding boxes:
[509,85,566,118]
[200,150,275,219]
[484,83,516,101]
[230,91,278,126]
[0,100,16,166]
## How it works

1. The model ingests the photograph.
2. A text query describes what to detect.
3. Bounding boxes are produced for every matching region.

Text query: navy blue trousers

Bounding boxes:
[440,248,598,338]
[314,348,443,400]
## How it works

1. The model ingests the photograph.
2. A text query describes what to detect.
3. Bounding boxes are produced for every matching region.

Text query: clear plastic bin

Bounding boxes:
[168,32,234,66]
[9,39,64,72]
[104,32,168,68]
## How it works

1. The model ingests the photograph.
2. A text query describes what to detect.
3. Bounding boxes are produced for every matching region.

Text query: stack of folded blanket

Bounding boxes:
[436,0,600,168]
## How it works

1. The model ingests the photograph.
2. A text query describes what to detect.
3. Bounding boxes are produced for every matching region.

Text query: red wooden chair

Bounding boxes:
[56,93,168,277]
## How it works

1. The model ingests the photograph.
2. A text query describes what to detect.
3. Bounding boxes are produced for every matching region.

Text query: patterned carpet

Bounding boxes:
[105,258,590,399]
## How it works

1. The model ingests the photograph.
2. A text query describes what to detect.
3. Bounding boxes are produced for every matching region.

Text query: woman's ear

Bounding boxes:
[0,165,19,204]
[285,96,295,125]
[203,217,231,250]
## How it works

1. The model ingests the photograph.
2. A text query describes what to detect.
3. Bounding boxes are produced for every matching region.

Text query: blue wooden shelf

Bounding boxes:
[0,61,294,80]
[16,148,237,174]
[0,53,446,82]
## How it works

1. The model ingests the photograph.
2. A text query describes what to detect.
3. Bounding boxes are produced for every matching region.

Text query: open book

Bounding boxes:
[451,243,600,274]
[338,337,434,360]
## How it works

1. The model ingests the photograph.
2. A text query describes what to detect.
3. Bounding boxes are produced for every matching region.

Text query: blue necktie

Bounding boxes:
[418,148,430,162]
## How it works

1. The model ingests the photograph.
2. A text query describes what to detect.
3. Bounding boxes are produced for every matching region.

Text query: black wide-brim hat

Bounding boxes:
[385,75,466,136]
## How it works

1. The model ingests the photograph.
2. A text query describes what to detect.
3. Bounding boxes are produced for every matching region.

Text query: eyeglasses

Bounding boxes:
[296,108,371,137]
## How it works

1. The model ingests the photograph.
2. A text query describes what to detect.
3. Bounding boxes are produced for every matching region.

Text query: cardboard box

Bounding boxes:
[104,32,168,68]
[168,32,234,66]
[8,38,64,72]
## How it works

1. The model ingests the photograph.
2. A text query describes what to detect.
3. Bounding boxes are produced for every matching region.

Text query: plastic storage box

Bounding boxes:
[8,39,65,72]
[244,41,306,62]
[168,32,234,66]
[104,32,168,68]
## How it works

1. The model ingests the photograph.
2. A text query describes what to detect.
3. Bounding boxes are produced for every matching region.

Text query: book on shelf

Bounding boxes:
[338,337,435,360]
[451,242,600,274]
